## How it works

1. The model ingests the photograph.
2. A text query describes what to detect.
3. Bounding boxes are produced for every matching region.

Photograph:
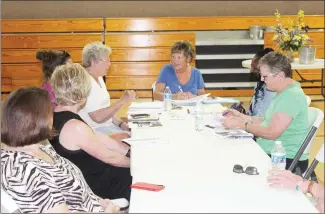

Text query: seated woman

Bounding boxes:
[36,49,72,108]
[1,87,119,213]
[222,52,309,173]
[248,48,276,117]
[50,63,132,201]
[78,41,136,136]
[153,41,205,101]
[268,169,324,213]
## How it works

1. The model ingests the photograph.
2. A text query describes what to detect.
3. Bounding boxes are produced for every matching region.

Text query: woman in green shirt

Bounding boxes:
[222,52,309,173]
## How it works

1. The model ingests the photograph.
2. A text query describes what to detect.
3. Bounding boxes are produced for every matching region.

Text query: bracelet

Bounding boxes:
[296,180,305,191]
[245,120,252,132]
[245,121,249,132]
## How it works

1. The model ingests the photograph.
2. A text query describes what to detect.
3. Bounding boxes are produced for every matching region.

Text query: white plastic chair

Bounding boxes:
[303,144,324,180]
[288,107,324,174]
[305,95,311,106]
[151,81,157,101]
[1,188,20,213]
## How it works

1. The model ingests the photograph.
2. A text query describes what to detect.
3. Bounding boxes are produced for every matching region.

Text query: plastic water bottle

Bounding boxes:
[271,141,286,170]
[163,86,172,111]
[195,101,204,131]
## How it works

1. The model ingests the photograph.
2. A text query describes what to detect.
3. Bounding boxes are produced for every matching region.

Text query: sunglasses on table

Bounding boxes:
[233,164,259,175]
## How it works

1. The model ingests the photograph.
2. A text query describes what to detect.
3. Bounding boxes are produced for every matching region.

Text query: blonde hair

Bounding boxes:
[51,63,91,106]
[82,41,112,68]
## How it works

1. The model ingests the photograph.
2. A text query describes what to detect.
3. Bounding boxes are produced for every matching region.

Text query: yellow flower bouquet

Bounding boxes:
[273,10,312,60]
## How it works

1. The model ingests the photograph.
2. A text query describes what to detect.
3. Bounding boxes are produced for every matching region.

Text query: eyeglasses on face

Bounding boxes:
[233,164,259,175]
[259,72,279,81]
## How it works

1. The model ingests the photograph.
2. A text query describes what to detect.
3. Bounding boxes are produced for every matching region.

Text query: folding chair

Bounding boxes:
[303,144,324,180]
[288,107,324,176]
[1,188,20,213]
[305,95,311,106]
[151,81,157,101]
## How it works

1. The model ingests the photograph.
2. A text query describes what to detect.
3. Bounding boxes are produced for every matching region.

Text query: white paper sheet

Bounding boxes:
[172,93,211,106]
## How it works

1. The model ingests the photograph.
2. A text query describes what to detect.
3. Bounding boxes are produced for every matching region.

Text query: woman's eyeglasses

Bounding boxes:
[233,164,259,175]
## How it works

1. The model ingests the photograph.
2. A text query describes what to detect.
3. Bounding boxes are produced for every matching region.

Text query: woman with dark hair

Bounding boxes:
[248,48,276,117]
[1,87,119,213]
[36,49,72,108]
[153,40,205,101]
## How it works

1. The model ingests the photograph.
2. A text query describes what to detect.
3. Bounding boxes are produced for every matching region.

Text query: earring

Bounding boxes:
[187,62,189,66]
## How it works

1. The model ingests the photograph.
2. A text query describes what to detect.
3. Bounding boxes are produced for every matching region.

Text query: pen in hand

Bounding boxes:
[178,86,188,99]
[222,111,229,116]
[178,86,184,94]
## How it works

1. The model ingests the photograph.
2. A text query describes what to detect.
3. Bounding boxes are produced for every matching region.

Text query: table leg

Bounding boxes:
[295,69,308,82]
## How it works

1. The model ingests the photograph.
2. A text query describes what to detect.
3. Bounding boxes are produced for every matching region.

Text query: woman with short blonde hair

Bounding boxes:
[50,63,132,201]
[51,63,91,106]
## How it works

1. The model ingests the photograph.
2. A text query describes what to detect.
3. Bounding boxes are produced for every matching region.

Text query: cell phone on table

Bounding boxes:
[130,182,165,192]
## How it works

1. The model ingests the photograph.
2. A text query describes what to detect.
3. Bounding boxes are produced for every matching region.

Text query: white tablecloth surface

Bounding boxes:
[128,106,318,213]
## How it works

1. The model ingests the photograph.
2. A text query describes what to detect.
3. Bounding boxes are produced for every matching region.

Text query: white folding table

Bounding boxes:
[128,107,319,213]
[242,58,325,102]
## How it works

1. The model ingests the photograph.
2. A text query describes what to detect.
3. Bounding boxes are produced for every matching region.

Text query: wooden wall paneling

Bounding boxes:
[110,48,171,62]
[108,62,165,76]
[105,76,157,90]
[105,16,324,32]
[2,48,83,63]
[1,19,104,33]
[1,34,103,49]
[105,33,196,48]
[2,63,42,78]
[109,91,153,99]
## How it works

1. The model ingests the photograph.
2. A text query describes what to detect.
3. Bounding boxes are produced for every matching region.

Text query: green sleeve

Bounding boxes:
[272,93,305,119]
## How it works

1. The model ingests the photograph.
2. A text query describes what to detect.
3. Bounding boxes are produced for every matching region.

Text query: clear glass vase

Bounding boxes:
[298,46,316,64]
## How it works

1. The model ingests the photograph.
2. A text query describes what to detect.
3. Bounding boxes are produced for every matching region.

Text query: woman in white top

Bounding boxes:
[78,42,136,138]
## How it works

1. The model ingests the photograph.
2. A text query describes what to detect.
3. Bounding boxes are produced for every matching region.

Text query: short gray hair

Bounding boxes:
[82,41,112,68]
[259,52,292,78]
[51,63,91,106]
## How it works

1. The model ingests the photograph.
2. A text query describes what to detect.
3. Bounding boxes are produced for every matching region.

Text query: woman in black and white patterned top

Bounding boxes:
[1,87,119,213]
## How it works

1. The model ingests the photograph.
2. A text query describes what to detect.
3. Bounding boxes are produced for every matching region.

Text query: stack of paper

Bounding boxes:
[203,97,240,104]
[172,93,211,106]
[187,103,227,114]
[128,101,163,115]
[129,101,163,109]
